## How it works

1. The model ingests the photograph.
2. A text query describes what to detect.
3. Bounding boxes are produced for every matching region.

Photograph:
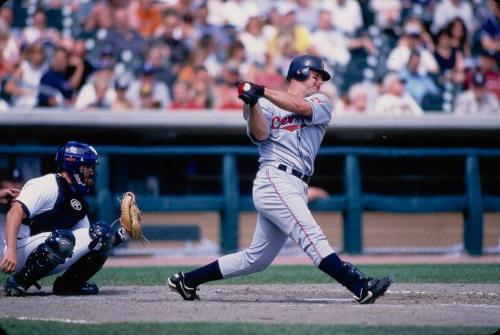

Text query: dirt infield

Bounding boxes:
[1,284,499,327]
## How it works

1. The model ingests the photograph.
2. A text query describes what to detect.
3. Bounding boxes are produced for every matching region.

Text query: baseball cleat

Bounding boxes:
[53,277,99,295]
[354,276,393,304]
[167,271,199,300]
[4,276,27,297]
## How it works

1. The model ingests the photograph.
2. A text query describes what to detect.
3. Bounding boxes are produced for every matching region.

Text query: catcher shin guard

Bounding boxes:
[5,230,75,296]
[52,250,107,295]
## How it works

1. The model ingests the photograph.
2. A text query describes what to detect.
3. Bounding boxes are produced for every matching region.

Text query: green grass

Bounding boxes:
[2,263,497,286]
[0,320,497,335]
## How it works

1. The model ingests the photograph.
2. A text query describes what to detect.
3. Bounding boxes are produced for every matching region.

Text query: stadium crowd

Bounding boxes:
[0,0,498,115]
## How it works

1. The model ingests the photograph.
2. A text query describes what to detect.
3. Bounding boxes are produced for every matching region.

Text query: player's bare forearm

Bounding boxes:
[1,202,25,273]
[4,202,25,250]
[248,103,269,141]
[263,88,312,117]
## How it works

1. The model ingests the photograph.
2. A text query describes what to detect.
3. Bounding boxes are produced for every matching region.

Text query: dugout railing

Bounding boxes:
[1,145,499,256]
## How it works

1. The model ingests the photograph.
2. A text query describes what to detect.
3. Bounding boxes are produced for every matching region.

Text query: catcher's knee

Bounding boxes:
[88,221,115,253]
[46,229,76,262]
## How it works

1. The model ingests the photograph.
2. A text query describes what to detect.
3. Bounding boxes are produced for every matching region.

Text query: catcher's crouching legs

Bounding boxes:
[5,230,75,297]
[53,222,114,295]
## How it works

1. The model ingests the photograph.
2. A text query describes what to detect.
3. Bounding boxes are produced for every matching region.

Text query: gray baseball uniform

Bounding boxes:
[218,93,334,277]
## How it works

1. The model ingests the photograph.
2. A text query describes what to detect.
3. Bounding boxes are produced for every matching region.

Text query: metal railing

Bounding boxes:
[1,144,499,255]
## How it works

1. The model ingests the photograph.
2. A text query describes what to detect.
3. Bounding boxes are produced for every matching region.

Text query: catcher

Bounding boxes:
[0,141,143,296]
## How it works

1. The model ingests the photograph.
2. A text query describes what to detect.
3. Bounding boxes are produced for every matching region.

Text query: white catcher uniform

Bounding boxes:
[218,93,334,277]
[1,174,94,274]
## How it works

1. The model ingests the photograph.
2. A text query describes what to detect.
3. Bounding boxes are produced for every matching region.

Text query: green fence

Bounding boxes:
[1,145,499,255]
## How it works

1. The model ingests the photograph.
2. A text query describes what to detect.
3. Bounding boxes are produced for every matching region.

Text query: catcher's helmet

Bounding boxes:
[55,141,98,195]
[286,55,332,82]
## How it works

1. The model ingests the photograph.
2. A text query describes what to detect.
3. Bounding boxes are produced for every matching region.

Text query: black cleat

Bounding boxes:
[354,276,393,304]
[167,271,199,300]
[53,277,99,295]
[4,276,27,297]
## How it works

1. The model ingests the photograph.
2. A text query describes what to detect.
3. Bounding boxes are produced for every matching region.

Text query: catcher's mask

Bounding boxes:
[55,141,99,195]
[286,55,332,82]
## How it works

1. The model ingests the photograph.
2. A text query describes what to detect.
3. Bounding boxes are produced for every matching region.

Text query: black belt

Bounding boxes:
[277,164,310,184]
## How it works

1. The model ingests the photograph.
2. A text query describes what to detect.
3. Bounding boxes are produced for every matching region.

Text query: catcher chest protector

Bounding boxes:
[25,175,89,236]
[286,55,332,82]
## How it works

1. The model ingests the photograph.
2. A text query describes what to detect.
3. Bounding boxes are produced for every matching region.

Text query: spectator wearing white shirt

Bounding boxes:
[386,24,439,74]
[5,42,48,108]
[374,72,423,116]
[75,62,116,110]
[454,72,499,115]
[239,16,268,66]
[322,0,364,36]
[431,0,474,35]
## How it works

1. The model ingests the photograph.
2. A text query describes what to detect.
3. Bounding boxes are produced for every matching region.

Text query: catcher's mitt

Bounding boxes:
[120,191,144,241]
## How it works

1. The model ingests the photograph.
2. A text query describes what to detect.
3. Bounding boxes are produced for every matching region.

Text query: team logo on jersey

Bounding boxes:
[271,114,308,132]
[70,199,82,211]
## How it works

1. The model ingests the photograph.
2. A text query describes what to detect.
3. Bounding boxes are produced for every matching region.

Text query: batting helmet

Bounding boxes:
[55,141,98,195]
[286,55,332,82]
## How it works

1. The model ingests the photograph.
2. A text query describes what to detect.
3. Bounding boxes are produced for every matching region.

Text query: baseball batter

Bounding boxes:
[168,55,392,304]
[0,141,133,296]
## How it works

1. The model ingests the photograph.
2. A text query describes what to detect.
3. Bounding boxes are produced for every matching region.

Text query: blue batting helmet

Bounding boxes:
[55,141,98,195]
[286,55,332,82]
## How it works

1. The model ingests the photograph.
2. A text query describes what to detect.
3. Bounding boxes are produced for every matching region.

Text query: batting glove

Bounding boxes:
[237,82,265,107]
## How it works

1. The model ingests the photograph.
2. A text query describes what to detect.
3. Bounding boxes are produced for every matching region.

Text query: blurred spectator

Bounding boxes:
[239,16,268,67]
[294,0,320,32]
[144,44,176,93]
[400,51,441,105]
[4,42,48,108]
[0,18,20,75]
[322,0,364,37]
[112,75,134,110]
[0,99,8,111]
[37,46,83,107]
[369,0,402,32]
[446,17,472,57]
[22,9,60,45]
[69,38,96,91]
[344,83,376,114]
[433,28,465,84]
[178,13,197,51]
[129,0,163,39]
[169,80,204,110]
[431,0,474,35]
[154,10,190,75]
[193,2,229,56]
[213,62,243,109]
[126,63,171,108]
[226,40,249,76]
[374,72,423,116]
[267,4,312,61]
[83,0,126,32]
[310,8,374,68]
[464,50,500,98]
[386,23,439,74]
[249,53,285,89]
[103,7,146,64]
[454,72,499,115]
[75,62,116,109]
[219,0,260,32]
[476,0,500,57]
